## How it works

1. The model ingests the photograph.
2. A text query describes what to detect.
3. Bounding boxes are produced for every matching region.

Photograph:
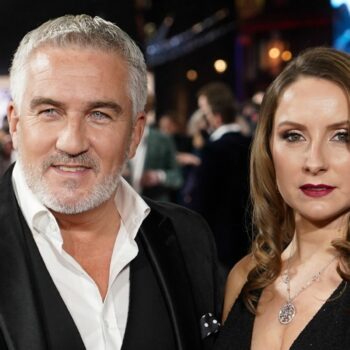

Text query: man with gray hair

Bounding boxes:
[0,15,221,350]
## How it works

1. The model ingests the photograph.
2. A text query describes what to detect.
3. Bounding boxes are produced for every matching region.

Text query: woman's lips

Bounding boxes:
[300,184,336,197]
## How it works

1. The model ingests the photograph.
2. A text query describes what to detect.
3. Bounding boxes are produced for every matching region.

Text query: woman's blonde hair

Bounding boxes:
[243,47,350,312]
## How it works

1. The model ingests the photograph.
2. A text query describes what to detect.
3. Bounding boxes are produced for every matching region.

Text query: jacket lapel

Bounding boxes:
[0,168,48,350]
[136,209,202,350]
[0,167,85,350]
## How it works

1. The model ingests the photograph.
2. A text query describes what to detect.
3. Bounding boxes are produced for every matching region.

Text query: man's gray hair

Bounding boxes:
[9,14,148,118]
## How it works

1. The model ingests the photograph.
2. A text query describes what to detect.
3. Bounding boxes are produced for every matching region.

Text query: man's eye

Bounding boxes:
[332,131,349,143]
[90,111,111,121]
[40,108,58,117]
[282,131,304,142]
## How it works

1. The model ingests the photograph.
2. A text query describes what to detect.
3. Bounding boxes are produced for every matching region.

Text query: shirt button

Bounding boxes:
[104,320,117,330]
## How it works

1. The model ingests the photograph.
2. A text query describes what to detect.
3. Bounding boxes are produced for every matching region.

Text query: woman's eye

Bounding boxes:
[282,132,304,142]
[332,130,349,143]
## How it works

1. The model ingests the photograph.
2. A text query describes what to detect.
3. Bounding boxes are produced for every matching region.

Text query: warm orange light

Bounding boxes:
[268,47,281,59]
[186,69,198,81]
[214,59,227,73]
[281,50,292,61]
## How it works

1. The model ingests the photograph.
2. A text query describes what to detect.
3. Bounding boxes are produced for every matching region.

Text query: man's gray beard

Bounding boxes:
[17,153,125,215]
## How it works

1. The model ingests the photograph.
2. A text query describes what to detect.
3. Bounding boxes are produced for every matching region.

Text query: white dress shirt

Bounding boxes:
[12,163,150,350]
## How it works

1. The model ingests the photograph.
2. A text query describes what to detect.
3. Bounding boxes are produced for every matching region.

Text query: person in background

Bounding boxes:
[189,82,251,270]
[159,111,193,153]
[129,103,183,202]
[187,108,210,153]
[0,14,222,350]
[239,91,263,136]
[215,47,350,350]
[158,111,199,203]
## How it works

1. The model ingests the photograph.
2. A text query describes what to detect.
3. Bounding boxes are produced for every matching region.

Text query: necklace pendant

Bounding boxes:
[281,271,289,284]
[278,302,296,325]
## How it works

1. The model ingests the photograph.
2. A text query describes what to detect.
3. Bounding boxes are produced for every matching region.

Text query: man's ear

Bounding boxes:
[7,102,20,150]
[128,112,146,159]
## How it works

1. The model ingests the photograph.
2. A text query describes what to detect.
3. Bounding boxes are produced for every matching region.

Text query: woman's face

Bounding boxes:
[270,76,350,225]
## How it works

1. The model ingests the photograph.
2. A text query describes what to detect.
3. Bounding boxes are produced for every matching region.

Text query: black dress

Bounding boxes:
[214,280,350,349]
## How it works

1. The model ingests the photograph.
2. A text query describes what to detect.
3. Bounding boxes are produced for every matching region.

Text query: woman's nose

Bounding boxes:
[303,142,328,175]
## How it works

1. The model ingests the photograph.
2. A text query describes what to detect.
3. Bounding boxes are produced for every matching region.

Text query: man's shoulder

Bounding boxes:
[144,197,209,226]
[205,132,251,157]
[0,164,15,204]
[215,131,251,145]
[143,197,214,245]
[201,132,249,155]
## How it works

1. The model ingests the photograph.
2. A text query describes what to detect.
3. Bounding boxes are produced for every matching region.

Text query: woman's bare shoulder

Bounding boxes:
[222,254,255,322]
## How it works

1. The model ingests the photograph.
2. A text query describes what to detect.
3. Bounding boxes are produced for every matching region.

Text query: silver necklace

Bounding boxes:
[278,254,338,325]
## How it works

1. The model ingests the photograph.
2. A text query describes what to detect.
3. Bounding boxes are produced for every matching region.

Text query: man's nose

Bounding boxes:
[55,118,89,156]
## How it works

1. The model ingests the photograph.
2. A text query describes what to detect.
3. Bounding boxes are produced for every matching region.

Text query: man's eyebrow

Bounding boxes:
[30,97,65,110]
[29,98,124,115]
[87,101,123,115]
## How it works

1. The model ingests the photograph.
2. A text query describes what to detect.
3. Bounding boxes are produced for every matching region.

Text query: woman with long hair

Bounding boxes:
[215,47,350,349]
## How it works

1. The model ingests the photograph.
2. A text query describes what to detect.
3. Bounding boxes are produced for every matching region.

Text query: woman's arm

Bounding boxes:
[222,254,255,322]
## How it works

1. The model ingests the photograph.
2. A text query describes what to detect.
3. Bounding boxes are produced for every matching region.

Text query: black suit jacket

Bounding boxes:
[0,165,222,350]
[188,131,251,268]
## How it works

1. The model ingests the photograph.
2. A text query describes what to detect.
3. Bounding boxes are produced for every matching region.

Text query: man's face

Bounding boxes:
[8,46,145,214]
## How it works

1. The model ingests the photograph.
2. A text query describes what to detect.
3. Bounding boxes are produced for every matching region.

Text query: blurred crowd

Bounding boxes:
[126,81,262,270]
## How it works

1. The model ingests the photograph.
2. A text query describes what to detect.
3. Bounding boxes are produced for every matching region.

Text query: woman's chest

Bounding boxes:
[251,281,344,350]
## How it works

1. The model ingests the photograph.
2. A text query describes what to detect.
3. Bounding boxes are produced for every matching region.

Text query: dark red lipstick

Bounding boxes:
[300,184,335,197]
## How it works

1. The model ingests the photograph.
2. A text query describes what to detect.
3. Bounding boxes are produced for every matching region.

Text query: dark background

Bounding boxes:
[0,0,332,123]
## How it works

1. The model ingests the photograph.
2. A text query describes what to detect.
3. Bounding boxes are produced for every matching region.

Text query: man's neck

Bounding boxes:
[53,196,118,233]
[54,197,121,299]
